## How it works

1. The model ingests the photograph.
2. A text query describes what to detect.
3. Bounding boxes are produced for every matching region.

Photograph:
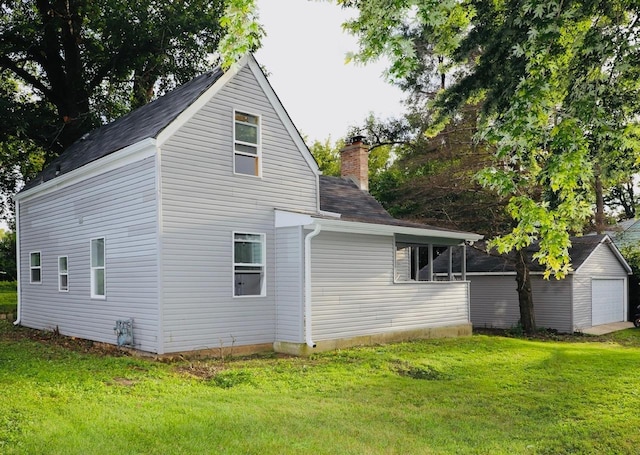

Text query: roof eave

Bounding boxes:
[15,138,157,202]
[274,209,482,242]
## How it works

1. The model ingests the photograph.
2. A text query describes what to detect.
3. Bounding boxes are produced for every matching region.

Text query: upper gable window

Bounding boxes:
[234,111,261,176]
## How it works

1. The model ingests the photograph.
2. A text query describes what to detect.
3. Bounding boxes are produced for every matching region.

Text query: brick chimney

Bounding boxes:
[340,135,369,192]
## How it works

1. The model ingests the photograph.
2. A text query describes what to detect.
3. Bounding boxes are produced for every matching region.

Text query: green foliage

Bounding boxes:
[308,137,343,177]
[340,0,640,279]
[218,0,264,70]
[2,321,640,453]
[0,231,15,282]
[307,136,393,183]
[0,0,227,219]
[0,281,16,313]
[620,244,640,278]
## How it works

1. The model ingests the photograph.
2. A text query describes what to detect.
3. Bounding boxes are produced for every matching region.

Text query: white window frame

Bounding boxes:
[394,241,459,283]
[29,251,42,284]
[58,256,69,292]
[233,110,262,177]
[232,231,266,297]
[90,237,106,299]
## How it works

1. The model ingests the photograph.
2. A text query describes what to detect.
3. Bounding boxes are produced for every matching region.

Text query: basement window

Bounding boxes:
[233,111,261,176]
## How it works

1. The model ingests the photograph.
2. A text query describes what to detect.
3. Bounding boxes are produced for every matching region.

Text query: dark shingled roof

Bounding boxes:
[23,67,225,191]
[319,175,394,222]
[319,175,467,233]
[433,234,612,273]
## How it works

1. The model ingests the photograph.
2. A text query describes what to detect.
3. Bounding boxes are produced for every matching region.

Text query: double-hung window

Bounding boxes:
[30,252,41,284]
[58,256,69,292]
[233,233,265,296]
[233,111,261,176]
[90,238,105,299]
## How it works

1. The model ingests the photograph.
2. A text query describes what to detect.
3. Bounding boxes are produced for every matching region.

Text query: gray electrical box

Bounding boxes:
[114,319,134,346]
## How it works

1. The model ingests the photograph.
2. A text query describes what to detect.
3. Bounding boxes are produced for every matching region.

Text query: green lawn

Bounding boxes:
[2,321,640,454]
[0,281,16,314]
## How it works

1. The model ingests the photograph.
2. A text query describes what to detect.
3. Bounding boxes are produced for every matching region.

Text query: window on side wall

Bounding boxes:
[30,252,41,284]
[394,242,453,282]
[233,232,265,297]
[90,238,105,299]
[58,256,69,292]
[233,111,261,176]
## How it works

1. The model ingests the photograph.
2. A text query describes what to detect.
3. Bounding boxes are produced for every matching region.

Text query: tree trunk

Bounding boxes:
[515,249,536,334]
[594,166,605,234]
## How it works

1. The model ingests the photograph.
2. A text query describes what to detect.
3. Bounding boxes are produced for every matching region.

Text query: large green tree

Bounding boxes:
[337,0,640,333]
[0,0,228,219]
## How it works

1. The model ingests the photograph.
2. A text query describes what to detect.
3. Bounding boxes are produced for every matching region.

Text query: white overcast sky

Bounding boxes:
[254,0,406,143]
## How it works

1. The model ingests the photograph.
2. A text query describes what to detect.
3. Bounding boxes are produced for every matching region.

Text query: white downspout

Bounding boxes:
[14,201,21,326]
[304,224,321,348]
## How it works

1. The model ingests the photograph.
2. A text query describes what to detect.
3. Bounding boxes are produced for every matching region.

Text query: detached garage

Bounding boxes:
[463,235,631,333]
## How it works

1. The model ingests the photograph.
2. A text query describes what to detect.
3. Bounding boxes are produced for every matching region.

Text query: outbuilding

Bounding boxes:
[453,235,631,333]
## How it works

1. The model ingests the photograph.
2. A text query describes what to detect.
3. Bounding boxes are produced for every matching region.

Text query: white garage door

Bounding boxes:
[591,279,625,326]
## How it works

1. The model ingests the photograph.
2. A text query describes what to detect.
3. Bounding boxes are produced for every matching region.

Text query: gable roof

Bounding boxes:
[23,68,225,192]
[435,234,631,274]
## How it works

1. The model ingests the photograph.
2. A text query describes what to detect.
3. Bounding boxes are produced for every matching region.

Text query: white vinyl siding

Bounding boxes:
[469,242,629,333]
[469,275,573,332]
[275,226,304,342]
[159,64,318,353]
[18,157,159,352]
[469,275,520,329]
[572,275,592,329]
[310,231,469,341]
[29,251,41,284]
[575,242,628,328]
[90,238,106,299]
[58,256,69,292]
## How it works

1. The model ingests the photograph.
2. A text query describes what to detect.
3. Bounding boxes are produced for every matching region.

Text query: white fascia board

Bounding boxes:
[16,138,157,203]
[307,217,483,242]
[275,209,481,242]
[248,55,320,176]
[275,210,314,228]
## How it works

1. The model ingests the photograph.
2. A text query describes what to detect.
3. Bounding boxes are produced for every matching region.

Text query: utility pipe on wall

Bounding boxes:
[304,224,321,348]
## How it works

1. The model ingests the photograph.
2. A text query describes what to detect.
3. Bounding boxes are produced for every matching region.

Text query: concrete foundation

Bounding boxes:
[274,323,473,356]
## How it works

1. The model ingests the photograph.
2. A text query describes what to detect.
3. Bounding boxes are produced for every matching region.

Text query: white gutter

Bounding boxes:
[14,200,21,326]
[304,224,321,348]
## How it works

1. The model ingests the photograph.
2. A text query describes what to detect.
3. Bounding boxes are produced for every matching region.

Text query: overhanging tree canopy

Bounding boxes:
[340,0,640,279]
[0,0,227,219]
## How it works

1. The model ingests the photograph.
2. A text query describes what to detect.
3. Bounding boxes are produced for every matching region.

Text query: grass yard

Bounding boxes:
[2,321,640,454]
[0,281,16,314]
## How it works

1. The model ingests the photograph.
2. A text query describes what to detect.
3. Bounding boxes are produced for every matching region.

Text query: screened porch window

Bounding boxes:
[234,111,261,176]
[395,241,463,282]
[233,232,265,297]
